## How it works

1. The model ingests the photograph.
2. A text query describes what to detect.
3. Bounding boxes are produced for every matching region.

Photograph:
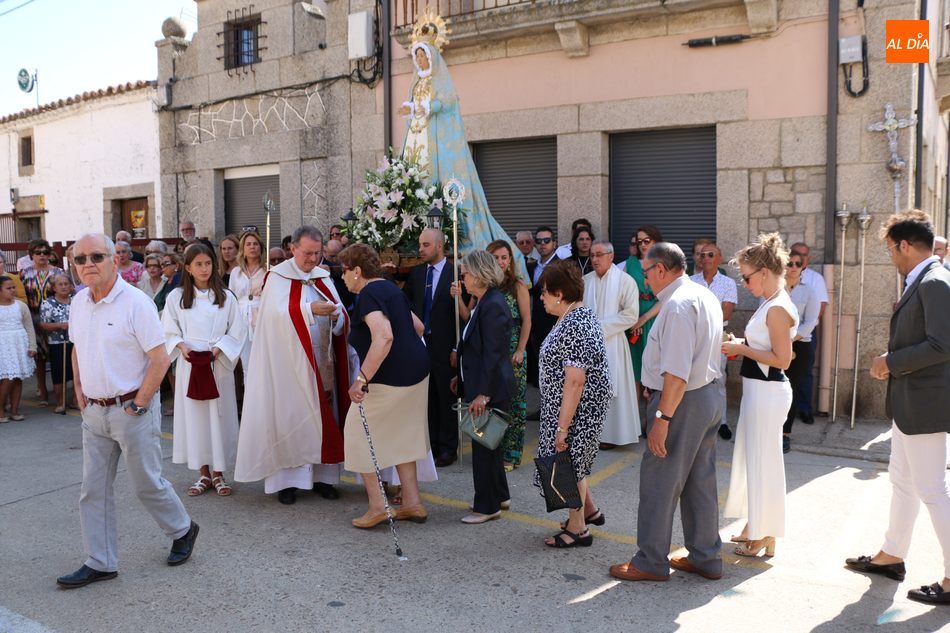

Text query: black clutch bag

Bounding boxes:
[534,451,582,513]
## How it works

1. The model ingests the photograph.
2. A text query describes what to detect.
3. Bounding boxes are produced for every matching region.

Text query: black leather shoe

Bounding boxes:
[312,482,340,500]
[783,436,791,454]
[845,555,905,581]
[718,424,732,440]
[167,521,199,566]
[907,582,950,605]
[800,412,815,425]
[278,488,297,505]
[56,564,117,589]
[435,453,457,468]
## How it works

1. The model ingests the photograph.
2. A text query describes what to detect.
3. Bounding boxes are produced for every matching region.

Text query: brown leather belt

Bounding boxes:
[86,390,138,408]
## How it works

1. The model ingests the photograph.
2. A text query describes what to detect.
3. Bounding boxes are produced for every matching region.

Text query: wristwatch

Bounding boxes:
[655,410,672,422]
[128,402,149,416]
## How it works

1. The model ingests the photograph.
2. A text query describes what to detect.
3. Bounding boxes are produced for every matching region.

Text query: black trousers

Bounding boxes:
[471,400,510,514]
[48,342,74,385]
[427,359,458,457]
[784,340,814,434]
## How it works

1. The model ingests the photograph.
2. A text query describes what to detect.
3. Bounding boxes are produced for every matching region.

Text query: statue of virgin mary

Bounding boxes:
[399,11,529,284]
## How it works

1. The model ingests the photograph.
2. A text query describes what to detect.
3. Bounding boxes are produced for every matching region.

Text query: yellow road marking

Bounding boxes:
[587,451,640,487]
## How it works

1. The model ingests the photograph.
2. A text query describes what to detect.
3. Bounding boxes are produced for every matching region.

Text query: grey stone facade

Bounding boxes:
[157,0,383,242]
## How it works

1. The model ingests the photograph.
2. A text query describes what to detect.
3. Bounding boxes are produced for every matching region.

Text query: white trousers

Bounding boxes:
[882,423,950,579]
[79,394,191,572]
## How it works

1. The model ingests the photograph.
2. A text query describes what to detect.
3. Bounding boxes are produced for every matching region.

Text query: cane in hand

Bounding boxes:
[356,386,408,561]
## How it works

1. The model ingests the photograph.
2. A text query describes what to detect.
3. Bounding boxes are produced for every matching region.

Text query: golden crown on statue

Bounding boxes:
[411,7,450,51]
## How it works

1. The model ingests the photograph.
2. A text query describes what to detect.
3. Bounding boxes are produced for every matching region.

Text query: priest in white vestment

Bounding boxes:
[234,226,353,505]
[583,240,641,447]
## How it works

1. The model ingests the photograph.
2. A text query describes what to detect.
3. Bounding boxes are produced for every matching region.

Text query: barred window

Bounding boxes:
[224,16,261,69]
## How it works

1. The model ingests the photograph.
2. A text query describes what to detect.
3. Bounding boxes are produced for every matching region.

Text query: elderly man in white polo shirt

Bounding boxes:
[689,242,738,440]
[56,233,197,590]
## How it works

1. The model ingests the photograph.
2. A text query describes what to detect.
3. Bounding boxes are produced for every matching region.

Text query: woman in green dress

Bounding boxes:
[453,240,531,471]
[623,225,664,397]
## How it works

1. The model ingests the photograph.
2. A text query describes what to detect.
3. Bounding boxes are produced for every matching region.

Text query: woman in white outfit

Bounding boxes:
[721,233,798,558]
[228,231,266,369]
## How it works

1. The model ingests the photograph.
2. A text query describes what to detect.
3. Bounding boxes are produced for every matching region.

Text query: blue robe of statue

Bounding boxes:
[400,42,530,285]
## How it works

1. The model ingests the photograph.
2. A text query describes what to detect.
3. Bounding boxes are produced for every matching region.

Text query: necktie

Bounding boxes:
[423,265,434,334]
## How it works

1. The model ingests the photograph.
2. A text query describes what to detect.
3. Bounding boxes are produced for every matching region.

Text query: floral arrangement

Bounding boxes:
[345,153,460,253]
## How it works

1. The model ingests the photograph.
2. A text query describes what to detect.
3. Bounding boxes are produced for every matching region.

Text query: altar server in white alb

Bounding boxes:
[583,240,639,448]
[162,244,246,498]
[234,226,352,505]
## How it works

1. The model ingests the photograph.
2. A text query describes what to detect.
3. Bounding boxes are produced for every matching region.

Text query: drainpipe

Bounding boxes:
[914,0,928,208]
[818,0,840,415]
[383,0,392,153]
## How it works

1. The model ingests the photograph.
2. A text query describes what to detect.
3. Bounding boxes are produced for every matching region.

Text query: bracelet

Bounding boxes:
[356,372,368,384]
[557,426,570,434]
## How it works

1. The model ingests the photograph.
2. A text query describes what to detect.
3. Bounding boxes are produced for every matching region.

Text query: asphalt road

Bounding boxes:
[0,401,947,633]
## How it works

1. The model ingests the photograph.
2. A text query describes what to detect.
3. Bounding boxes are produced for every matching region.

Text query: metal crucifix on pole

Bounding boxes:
[866,103,917,300]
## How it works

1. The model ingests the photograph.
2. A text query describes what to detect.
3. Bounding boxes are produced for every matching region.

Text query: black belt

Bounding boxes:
[86,390,138,408]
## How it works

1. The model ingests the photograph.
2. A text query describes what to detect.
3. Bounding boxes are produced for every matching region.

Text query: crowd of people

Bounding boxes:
[0,211,948,606]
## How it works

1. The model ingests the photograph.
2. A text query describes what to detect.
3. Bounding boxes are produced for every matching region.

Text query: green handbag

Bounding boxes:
[452,402,510,450]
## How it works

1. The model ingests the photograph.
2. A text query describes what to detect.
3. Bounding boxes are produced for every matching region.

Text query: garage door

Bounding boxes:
[224,175,281,249]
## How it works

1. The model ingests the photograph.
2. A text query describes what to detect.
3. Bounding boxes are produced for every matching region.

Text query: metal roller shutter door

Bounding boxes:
[472,137,558,237]
[224,175,281,249]
[609,127,717,265]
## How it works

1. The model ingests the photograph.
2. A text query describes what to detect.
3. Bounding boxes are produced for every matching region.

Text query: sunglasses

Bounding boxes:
[329,231,343,237]
[161,261,176,268]
[74,253,108,265]
[269,258,285,264]
[636,238,653,246]
[787,261,803,268]
[698,252,716,258]
[535,237,553,245]
[741,272,758,285]
[33,250,51,256]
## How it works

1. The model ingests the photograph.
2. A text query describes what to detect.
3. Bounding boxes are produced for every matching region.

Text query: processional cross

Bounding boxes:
[866,103,917,213]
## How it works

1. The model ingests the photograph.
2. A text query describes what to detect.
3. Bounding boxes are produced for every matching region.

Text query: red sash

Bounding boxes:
[288,279,344,464]
[312,277,352,425]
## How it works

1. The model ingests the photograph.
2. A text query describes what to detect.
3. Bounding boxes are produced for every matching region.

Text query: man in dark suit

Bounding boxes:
[526,226,560,390]
[405,228,459,467]
[845,210,950,605]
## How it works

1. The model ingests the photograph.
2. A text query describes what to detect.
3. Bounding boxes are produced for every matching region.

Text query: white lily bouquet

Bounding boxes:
[346,153,461,253]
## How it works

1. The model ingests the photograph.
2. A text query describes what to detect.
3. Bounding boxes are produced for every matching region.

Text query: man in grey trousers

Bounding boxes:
[610,242,725,582]
[56,233,198,589]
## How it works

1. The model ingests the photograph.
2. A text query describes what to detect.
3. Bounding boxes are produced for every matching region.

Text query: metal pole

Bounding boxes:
[830,204,853,422]
[453,202,463,471]
[850,207,872,429]
[356,402,407,561]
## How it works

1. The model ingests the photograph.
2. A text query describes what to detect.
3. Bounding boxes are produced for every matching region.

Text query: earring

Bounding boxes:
[556,299,561,304]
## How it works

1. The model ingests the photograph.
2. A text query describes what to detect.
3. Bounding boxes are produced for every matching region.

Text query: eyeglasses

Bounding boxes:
[161,261,176,268]
[33,250,50,256]
[636,238,653,246]
[698,252,716,259]
[535,237,553,245]
[787,261,803,268]
[74,253,108,265]
[591,252,612,258]
[515,240,533,246]
[329,231,343,238]
[643,264,658,275]
[884,242,898,256]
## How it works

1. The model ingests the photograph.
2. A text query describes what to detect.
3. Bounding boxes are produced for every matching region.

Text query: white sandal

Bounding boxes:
[212,475,232,497]
[188,476,212,496]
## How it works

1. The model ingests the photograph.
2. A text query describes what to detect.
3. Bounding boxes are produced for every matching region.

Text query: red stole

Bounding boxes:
[288,278,346,464]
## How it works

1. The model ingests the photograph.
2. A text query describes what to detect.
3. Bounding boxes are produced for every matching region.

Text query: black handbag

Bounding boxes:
[534,451,582,513]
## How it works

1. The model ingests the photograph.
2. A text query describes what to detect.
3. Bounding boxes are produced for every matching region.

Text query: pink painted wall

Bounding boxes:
[382,18,828,139]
